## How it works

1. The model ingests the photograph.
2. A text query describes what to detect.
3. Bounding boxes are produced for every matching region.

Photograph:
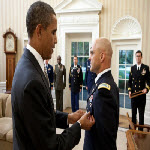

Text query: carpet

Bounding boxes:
[56,127,127,150]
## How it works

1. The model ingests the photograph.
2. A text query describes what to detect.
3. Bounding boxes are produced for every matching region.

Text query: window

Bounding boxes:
[119,50,134,109]
[71,42,89,101]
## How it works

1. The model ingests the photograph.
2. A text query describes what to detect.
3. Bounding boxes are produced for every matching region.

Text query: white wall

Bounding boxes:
[0,0,62,83]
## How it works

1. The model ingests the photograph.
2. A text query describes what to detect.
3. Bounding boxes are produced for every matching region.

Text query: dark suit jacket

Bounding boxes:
[84,71,119,150]
[11,48,81,150]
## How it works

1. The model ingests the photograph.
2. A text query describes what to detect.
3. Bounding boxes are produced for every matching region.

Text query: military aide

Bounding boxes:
[128,50,150,130]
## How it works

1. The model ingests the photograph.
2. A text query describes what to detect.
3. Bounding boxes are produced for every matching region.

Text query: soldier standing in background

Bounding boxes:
[44,59,53,92]
[128,50,150,130]
[54,55,66,111]
[69,56,83,112]
[85,58,97,94]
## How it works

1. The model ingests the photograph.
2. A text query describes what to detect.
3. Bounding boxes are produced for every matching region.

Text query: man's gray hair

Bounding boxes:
[26,1,56,38]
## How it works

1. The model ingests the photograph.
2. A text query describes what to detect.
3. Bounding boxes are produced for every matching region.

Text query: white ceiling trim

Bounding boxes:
[55,0,102,14]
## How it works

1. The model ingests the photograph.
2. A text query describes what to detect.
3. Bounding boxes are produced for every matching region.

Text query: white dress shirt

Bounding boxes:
[27,44,44,72]
[95,68,111,83]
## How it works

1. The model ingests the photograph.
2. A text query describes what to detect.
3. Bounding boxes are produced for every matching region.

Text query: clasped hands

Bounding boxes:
[68,110,95,130]
[129,88,147,98]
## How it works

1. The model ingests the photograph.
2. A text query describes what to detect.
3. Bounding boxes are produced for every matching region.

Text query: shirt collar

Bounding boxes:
[95,68,111,83]
[74,65,77,68]
[137,64,141,70]
[27,44,44,72]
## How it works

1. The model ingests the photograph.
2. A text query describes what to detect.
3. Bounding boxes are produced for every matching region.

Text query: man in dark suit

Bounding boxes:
[54,55,66,111]
[44,59,53,92]
[85,58,97,94]
[11,1,95,150]
[128,50,150,130]
[69,56,83,112]
[83,38,119,150]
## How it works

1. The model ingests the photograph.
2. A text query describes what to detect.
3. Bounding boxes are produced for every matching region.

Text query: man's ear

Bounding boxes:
[35,24,42,38]
[100,53,105,63]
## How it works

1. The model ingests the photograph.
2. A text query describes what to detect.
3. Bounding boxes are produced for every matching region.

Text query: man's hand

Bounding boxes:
[68,110,85,124]
[142,88,147,94]
[51,87,53,90]
[129,91,131,98]
[80,89,81,92]
[78,112,95,130]
[69,88,71,90]
[86,86,88,90]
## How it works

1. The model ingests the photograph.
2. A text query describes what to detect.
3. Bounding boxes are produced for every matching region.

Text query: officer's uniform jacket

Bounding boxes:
[54,64,66,90]
[84,70,119,150]
[128,64,150,94]
[85,59,97,93]
[69,65,83,93]
[46,64,53,89]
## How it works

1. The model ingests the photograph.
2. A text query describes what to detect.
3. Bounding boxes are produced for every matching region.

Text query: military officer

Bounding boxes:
[128,50,150,130]
[85,58,97,94]
[54,55,66,111]
[44,59,53,92]
[83,38,119,150]
[69,56,83,112]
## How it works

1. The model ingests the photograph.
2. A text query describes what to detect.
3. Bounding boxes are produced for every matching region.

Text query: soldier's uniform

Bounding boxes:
[85,59,97,94]
[46,64,53,92]
[84,70,119,150]
[69,65,83,112]
[54,64,66,111]
[128,63,150,129]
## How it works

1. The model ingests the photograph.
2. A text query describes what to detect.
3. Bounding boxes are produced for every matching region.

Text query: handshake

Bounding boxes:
[68,110,95,130]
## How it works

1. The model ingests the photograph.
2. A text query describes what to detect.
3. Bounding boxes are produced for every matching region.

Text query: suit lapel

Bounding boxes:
[23,48,49,90]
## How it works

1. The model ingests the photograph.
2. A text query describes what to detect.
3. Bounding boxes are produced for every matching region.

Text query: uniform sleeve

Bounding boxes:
[128,67,132,92]
[69,67,71,88]
[22,80,81,150]
[79,67,83,89]
[93,88,119,149]
[145,66,150,92]
[63,65,66,88]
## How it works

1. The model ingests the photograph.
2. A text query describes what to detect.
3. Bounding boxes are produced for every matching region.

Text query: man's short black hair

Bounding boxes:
[136,50,142,57]
[74,56,78,59]
[26,1,56,38]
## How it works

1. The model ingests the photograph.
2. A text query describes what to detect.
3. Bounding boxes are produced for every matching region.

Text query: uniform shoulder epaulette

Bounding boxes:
[98,83,111,90]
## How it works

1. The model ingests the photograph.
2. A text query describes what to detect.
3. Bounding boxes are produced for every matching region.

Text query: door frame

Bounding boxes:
[111,39,141,116]
[66,33,92,109]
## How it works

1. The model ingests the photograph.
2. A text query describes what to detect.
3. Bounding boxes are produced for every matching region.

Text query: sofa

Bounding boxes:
[0,93,13,150]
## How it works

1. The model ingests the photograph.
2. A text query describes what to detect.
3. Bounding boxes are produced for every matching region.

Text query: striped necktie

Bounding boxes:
[44,66,50,87]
